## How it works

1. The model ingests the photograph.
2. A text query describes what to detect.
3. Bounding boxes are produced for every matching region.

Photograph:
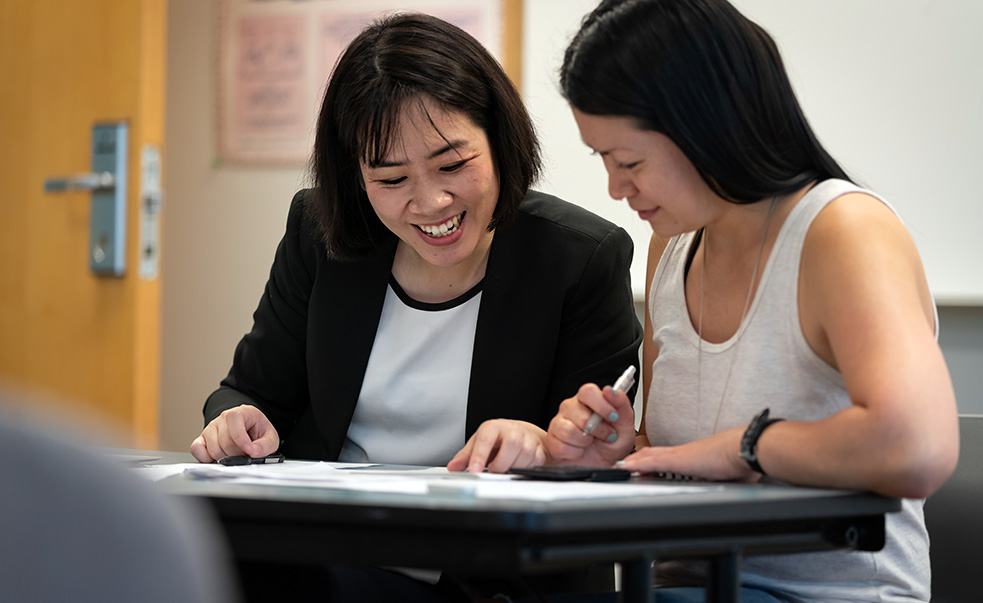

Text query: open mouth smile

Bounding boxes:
[415,212,465,238]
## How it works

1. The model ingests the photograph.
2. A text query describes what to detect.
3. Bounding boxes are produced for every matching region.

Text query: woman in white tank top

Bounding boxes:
[547,1,959,601]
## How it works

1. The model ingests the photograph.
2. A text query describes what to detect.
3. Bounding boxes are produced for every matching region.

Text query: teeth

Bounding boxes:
[417,213,463,237]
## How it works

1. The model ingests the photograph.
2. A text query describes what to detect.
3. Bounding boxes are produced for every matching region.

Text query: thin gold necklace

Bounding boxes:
[696,196,779,438]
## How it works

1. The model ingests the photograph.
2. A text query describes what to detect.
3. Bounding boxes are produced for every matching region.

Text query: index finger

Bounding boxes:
[576,383,621,426]
[464,429,502,474]
[447,438,475,472]
[223,409,261,457]
[190,435,213,463]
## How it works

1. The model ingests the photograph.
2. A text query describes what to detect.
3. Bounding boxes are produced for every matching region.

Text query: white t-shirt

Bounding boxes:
[338,277,482,466]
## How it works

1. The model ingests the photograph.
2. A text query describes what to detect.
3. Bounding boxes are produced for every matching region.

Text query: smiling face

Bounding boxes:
[360,99,500,284]
[572,107,721,238]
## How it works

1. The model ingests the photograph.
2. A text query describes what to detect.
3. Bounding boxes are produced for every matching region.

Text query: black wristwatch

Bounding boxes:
[739,408,784,475]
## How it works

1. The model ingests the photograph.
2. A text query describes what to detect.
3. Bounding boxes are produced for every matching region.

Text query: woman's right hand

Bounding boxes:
[190,404,280,463]
[546,382,636,467]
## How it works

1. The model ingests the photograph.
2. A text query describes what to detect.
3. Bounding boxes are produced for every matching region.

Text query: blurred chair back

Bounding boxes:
[0,410,238,603]
[925,414,982,603]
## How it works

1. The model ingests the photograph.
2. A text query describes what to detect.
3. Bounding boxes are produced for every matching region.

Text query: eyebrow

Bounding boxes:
[587,144,625,157]
[373,140,467,168]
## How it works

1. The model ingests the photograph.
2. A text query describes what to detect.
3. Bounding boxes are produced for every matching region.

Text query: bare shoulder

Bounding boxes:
[807,191,908,242]
[803,191,924,282]
[799,191,935,365]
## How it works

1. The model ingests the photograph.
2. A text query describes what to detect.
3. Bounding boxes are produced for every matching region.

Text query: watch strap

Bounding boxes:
[740,408,784,475]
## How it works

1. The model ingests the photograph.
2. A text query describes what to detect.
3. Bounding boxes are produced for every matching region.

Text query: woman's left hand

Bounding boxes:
[448,419,549,474]
[618,426,757,482]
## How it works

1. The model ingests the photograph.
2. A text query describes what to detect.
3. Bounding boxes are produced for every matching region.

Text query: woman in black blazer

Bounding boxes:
[190,13,641,475]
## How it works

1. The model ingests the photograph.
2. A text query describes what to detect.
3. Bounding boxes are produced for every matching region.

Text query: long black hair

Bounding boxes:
[310,12,540,259]
[561,0,851,204]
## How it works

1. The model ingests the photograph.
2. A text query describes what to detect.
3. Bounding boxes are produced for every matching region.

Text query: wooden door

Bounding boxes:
[0,0,166,447]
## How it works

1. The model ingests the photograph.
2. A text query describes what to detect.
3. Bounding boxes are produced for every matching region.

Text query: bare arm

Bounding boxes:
[755,193,958,497]
[623,194,958,498]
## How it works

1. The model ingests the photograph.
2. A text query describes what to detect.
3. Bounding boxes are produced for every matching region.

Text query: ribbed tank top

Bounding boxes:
[646,179,930,602]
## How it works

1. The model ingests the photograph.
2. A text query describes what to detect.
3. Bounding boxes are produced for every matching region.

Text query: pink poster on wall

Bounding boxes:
[217,0,504,166]
[235,16,307,136]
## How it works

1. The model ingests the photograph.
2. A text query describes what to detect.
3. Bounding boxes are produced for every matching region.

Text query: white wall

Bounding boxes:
[160,0,983,450]
[524,0,983,304]
[735,0,982,304]
[522,0,654,299]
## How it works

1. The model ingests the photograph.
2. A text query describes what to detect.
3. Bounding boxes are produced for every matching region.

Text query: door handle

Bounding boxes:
[44,171,116,193]
[42,122,128,276]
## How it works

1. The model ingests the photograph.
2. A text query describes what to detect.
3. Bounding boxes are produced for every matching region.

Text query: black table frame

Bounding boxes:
[151,455,897,603]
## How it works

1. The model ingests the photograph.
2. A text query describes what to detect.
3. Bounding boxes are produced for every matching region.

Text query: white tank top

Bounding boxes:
[647,179,931,602]
[338,278,481,466]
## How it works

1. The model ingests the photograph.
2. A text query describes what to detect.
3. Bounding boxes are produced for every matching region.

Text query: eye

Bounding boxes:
[440,159,468,173]
[618,161,641,170]
[377,176,406,186]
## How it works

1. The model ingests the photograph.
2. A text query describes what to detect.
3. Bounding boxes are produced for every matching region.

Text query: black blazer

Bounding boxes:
[204,189,642,461]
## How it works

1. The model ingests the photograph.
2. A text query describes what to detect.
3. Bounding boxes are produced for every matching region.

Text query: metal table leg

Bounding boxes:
[620,554,654,603]
[706,550,740,603]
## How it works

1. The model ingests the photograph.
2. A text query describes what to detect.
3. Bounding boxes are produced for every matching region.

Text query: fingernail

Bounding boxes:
[607,433,618,443]
[608,412,619,422]
[615,460,626,467]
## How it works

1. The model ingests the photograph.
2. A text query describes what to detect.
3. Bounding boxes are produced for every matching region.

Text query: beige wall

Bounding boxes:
[160,0,307,450]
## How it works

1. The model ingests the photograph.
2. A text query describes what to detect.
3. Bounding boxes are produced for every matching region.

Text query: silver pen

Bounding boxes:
[582,365,636,436]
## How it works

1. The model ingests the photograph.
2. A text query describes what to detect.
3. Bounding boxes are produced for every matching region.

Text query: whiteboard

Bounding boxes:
[523,0,983,305]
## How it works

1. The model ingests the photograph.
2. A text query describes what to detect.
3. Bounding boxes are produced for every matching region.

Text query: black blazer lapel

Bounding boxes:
[305,241,395,459]
[467,214,563,436]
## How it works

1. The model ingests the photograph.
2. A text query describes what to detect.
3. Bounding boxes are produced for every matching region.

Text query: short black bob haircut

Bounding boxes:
[309,12,541,259]
[560,0,851,205]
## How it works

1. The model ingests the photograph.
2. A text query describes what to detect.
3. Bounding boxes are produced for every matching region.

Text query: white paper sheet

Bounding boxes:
[136,461,720,501]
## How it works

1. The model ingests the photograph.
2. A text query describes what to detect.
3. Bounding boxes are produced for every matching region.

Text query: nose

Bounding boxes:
[607,169,637,202]
[409,182,453,214]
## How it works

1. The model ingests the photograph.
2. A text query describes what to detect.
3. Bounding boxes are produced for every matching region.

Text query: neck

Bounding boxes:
[391,233,494,304]
[702,181,814,259]
[703,197,780,259]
